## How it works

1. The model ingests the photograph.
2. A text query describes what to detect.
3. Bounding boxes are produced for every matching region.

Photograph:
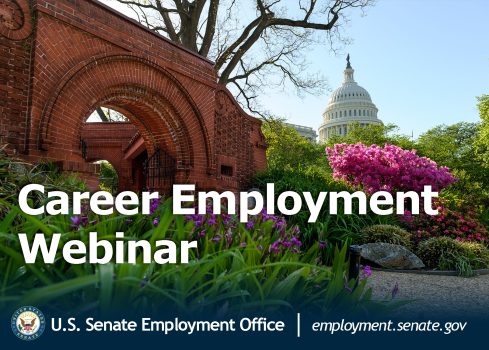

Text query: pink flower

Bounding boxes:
[326,143,457,194]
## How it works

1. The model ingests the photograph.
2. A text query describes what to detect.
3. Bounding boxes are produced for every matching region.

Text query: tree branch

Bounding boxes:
[199,0,220,57]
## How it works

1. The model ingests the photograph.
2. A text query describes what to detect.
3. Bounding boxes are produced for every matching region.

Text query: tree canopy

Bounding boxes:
[417,122,479,172]
[324,122,415,149]
[475,95,489,166]
[115,0,373,115]
[261,119,327,171]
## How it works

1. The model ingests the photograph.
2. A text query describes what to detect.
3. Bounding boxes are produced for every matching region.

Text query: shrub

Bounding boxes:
[359,225,412,249]
[98,161,118,193]
[417,237,489,276]
[326,143,457,194]
[0,149,87,218]
[253,168,398,259]
[402,202,489,245]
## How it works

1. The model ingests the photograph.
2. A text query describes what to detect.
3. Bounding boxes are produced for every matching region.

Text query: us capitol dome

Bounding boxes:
[318,55,382,142]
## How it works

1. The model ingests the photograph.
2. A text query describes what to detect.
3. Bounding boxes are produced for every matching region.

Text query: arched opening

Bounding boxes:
[80,106,175,193]
[96,160,119,194]
[35,54,219,194]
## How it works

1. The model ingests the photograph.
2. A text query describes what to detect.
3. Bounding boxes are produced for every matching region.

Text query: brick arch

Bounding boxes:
[91,85,194,167]
[37,54,212,172]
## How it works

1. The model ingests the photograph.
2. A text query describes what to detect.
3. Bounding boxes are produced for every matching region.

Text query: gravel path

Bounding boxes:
[366,270,489,317]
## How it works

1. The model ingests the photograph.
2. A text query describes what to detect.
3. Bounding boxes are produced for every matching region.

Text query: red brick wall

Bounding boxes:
[0,0,267,192]
[80,122,139,191]
[0,0,33,154]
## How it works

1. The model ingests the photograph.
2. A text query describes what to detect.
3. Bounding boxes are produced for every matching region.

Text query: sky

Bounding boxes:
[100,0,489,138]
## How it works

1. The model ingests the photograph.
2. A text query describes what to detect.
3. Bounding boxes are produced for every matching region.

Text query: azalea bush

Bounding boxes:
[401,202,489,245]
[326,143,457,194]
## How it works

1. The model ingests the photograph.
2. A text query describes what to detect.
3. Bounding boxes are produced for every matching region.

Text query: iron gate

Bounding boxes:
[143,149,176,193]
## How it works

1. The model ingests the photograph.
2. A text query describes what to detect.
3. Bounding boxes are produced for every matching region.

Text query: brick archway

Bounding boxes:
[37,54,210,172]
[1,0,267,192]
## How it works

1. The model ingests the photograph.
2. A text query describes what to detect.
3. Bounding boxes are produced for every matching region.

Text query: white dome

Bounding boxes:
[318,55,382,142]
[329,83,372,104]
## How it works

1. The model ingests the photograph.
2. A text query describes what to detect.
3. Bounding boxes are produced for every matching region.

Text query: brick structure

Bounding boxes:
[0,0,267,192]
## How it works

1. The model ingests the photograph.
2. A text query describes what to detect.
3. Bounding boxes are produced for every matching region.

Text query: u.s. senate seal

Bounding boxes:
[11,306,46,341]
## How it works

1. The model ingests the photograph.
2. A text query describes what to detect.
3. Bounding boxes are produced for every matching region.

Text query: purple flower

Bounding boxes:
[207,217,217,226]
[392,282,399,299]
[281,240,292,248]
[70,215,88,229]
[246,221,254,230]
[318,241,327,250]
[71,215,83,227]
[257,245,263,251]
[153,218,159,226]
[240,242,247,247]
[273,219,285,229]
[290,236,302,247]
[269,241,281,254]
[212,234,222,243]
[361,265,372,278]
[222,213,232,225]
[149,198,160,215]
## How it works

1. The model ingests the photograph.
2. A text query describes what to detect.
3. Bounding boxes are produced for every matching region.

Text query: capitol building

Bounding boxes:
[318,55,382,142]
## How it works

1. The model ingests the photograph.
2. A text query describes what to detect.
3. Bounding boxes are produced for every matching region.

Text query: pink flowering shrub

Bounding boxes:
[401,202,489,245]
[326,143,457,194]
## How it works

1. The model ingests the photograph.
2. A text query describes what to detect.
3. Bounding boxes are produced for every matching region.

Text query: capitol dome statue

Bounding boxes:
[318,55,382,142]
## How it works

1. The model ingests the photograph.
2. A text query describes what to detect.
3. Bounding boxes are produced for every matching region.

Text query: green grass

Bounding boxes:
[0,199,399,317]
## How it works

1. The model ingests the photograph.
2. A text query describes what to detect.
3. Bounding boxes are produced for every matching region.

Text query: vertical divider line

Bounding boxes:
[297,312,301,338]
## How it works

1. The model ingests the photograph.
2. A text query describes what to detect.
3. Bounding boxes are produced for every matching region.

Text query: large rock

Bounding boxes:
[360,243,425,269]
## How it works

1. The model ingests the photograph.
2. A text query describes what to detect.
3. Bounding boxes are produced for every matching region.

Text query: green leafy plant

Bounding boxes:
[359,224,412,249]
[0,199,397,316]
[98,161,119,193]
[417,237,489,276]
[253,168,398,258]
[0,148,87,218]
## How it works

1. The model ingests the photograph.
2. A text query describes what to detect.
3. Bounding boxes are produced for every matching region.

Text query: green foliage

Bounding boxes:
[98,161,119,193]
[253,168,398,260]
[0,198,394,316]
[417,237,489,276]
[261,119,328,171]
[475,94,489,167]
[417,122,478,169]
[0,148,87,217]
[325,123,415,149]
[0,151,400,316]
[416,121,489,208]
[359,225,412,249]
